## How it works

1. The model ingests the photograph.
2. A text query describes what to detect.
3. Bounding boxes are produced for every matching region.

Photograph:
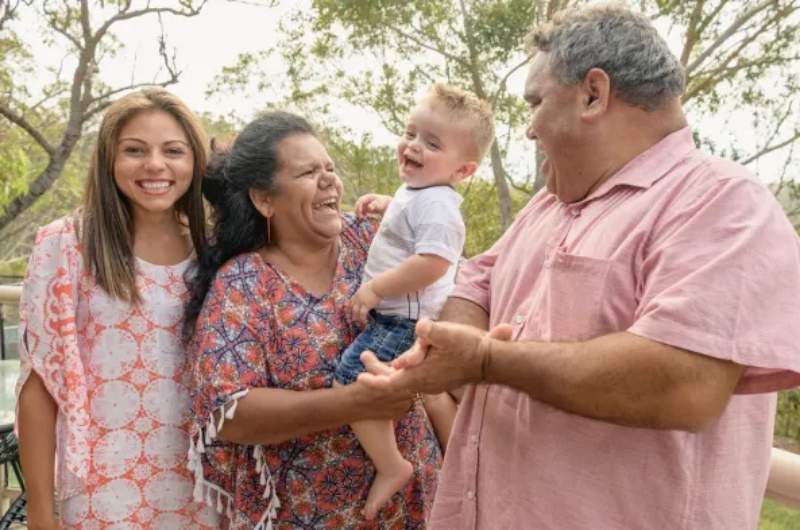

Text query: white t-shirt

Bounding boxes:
[363,184,465,320]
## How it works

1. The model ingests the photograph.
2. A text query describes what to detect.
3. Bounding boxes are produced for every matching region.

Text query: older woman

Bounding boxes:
[184,112,441,529]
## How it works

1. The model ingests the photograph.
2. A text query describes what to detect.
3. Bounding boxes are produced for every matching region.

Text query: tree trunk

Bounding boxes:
[0,139,77,231]
[489,142,513,230]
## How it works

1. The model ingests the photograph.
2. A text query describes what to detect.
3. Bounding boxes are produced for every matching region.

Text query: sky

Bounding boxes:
[16,0,798,186]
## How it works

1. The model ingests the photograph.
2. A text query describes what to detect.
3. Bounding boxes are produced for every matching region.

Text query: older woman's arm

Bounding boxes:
[217,371,412,445]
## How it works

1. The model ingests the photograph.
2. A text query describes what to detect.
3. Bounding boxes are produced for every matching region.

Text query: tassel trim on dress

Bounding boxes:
[187,389,281,529]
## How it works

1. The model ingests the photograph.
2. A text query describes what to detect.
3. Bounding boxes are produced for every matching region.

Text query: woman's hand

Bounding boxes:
[355,194,392,217]
[348,353,414,421]
[349,280,382,325]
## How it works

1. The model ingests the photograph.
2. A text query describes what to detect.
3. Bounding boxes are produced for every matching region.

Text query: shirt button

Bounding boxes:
[514,314,525,325]
[470,434,479,444]
[466,490,475,500]
[569,206,581,217]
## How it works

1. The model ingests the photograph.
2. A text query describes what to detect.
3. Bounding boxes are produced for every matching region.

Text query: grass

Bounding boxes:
[760,499,800,529]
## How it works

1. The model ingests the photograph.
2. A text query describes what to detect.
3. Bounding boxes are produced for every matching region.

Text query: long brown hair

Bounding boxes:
[81,87,208,303]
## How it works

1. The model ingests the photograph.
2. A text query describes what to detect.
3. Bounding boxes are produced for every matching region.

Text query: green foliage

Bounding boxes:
[776,389,800,442]
[0,129,31,211]
[759,499,800,530]
[323,129,399,207]
[0,256,26,278]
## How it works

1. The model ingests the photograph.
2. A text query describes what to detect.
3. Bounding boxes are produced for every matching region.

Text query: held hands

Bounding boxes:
[349,280,382,325]
[357,320,513,395]
[355,194,392,218]
[349,353,414,420]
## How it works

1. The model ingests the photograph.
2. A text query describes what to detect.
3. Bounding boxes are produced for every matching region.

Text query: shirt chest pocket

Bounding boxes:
[518,247,631,342]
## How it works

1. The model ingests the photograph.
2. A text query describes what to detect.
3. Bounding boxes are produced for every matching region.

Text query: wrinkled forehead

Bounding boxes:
[277,133,331,168]
[524,52,557,100]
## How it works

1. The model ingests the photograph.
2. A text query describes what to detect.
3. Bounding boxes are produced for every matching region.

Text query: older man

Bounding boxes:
[361,4,800,529]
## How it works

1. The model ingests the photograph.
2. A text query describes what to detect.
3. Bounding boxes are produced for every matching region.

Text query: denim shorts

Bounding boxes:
[334,310,417,385]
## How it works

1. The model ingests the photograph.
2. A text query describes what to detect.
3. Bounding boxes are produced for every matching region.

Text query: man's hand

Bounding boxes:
[355,194,392,217]
[349,280,382,325]
[358,320,513,394]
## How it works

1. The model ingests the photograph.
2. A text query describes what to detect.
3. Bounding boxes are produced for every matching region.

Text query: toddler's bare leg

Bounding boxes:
[351,418,414,519]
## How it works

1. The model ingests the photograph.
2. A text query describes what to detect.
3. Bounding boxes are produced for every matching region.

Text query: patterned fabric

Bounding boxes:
[190,214,441,530]
[16,217,218,529]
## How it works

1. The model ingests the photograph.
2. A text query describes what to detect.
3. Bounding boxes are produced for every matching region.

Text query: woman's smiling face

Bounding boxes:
[113,110,194,221]
[267,133,344,245]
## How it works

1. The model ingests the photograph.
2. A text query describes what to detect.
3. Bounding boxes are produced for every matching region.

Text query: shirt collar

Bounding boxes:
[581,126,696,203]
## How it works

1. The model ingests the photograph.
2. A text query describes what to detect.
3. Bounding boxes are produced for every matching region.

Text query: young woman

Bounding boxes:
[16,88,218,530]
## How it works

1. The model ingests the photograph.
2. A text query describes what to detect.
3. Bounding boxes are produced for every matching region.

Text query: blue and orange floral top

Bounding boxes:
[188,215,441,530]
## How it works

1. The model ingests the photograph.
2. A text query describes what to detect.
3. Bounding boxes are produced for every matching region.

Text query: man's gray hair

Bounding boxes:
[529,3,685,111]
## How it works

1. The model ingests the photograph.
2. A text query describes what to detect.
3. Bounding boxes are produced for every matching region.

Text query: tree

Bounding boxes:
[212,0,799,234]
[647,0,800,189]
[0,0,208,232]
[212,0,574,231]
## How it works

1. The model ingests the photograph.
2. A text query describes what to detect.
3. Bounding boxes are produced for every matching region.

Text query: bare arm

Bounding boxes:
[485,331,743,431]
[350,254,451,323]
[18,372,59,529]
[391,321,744,431]
[218,364,413,445]
[766,447,800,509]
[371,254,450,298]
[438,296,489,329]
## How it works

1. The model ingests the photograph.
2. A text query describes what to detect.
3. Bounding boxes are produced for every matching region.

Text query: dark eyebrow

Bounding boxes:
[118,137,146,144]
[118,137,189,145]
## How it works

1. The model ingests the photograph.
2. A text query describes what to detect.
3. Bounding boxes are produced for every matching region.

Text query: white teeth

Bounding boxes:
[140,181,172,190]
[313,198,337,209]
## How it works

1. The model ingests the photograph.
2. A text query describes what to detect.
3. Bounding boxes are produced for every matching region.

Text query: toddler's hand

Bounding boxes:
[355,194,392,217]
[350,281,382,325]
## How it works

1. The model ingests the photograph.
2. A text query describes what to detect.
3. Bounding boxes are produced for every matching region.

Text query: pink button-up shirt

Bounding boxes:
[432,127,800,530]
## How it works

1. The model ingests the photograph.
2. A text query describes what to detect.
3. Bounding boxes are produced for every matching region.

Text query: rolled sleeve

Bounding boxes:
[628,176,800,393]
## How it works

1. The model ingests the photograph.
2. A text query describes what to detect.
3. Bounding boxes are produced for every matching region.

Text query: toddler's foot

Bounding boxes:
[362,459,414,520]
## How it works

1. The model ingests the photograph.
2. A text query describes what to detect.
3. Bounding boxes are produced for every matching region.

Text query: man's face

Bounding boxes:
[523,52,584,201]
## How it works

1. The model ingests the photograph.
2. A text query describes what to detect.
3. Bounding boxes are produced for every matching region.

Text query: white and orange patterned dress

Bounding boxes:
[16,217,218,529]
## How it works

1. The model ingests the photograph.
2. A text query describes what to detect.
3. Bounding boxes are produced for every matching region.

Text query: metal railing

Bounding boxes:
[0,284,798,506]
[0,287,20,361]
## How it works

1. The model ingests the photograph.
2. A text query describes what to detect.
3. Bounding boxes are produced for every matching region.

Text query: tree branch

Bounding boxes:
[384,23,467,67]
[686,0,776,75]
[95,0,207,45]
[742,130,800,166]
[683,7,789,104]
[679,0,705,66]
[695,0,731,38]
[0,104,55,156]
[41,1,83,50]
[0,0,26,32]
[492,54,533,106]
[771,137,796,198]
